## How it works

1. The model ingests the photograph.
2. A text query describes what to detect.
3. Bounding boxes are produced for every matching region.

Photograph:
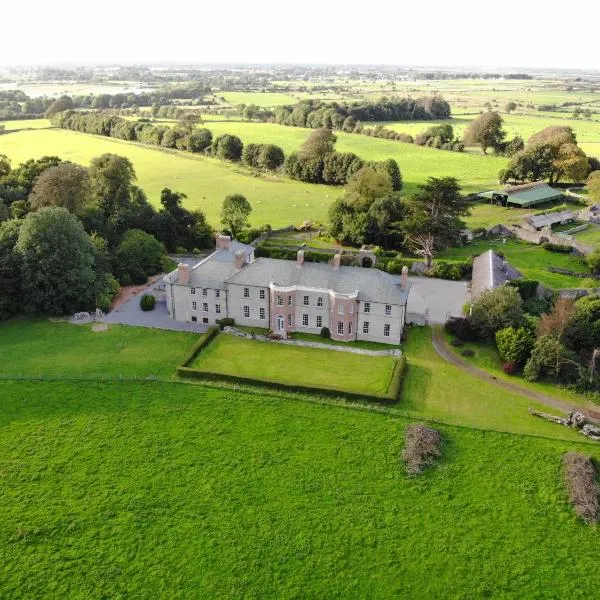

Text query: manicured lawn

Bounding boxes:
[438,238,591,289]
[0,318,200,379]
[188,332,398,396]
[290,331,395,350]
[0,129,336,228]
[2,379,600,598]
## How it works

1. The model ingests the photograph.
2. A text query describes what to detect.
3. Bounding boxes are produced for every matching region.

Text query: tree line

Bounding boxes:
[267,96,451,130]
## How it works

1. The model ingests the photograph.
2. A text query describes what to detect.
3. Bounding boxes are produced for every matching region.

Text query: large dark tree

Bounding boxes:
[402,177,470,268]
[0,219,23,320]
[15,207,97,314]
[114,229,165,285]
[299,128,337,160]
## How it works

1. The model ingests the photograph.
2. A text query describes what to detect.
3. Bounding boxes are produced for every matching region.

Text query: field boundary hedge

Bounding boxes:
[176,331,406,403]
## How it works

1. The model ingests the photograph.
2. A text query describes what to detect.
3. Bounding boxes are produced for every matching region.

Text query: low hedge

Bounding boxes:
[542,242,573,254]
[181,326,219,366]
[178,353,407,403]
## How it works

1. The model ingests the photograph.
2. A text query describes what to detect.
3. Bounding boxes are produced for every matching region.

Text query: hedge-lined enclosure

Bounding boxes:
[177,330,406,402]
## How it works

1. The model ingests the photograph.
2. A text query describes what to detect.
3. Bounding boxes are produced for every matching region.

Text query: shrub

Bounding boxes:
[502,361,518,375]
[402,424,442,475]
[564,452,600,524]
[461,348,475,357]
[523,335,579,382]
[139,294,156,311]
[320,326,331,339]
[217,317,235,330]
[495,326,535,366]
[444,317,478,341]
[470,285,524,339]
[450,338,464,347]
[508,278,539,301]
[543,242,573,254]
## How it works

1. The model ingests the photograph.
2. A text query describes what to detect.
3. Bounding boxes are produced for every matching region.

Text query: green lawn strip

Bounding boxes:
[0,318,200,379]
[2,378,600,599]
[290,331,396,351]
[441,330,598,410]
[437,238,590,289]
[187,332,397,397]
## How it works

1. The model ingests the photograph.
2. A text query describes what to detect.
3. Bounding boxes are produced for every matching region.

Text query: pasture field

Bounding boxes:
[188,332,398,396]
[0,128,336,227]
[0,319,199,379]
[0,118,50,130]
[2,361,600,597]
[438,238,591,290]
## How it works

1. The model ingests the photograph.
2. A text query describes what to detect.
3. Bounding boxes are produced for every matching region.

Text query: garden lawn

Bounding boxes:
[0,319,199,379]
[0,129,336,228]
[2,379,600,599]
[188,333,397,396]
[438,238,591,289]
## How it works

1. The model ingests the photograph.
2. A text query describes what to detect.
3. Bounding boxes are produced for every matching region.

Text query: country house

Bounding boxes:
[164,235,411,344]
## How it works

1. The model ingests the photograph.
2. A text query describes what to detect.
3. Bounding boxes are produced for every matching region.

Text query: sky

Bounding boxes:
[2,0,599,70]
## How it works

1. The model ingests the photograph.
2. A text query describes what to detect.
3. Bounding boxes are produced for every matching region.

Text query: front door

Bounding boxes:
[276,316,284,331]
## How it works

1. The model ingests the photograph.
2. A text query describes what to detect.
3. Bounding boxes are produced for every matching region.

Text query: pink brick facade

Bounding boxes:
[329,294,358,341]
[270,288,297,333]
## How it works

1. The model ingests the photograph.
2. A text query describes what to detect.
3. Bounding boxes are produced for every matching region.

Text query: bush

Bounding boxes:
[564,452,600,524]
[428,260,468,281]
[217,317,235,330]
[450,338,464,347]
[502,361,518,375]
[401,424,442,475]
[461,348,475,357]
[320,326,331,339]
[470,285,524,339]
[444,317,478,341]
[139,294,156,311]
[495,326,535,366]
[508,278,539,301]
[543,242,573,254]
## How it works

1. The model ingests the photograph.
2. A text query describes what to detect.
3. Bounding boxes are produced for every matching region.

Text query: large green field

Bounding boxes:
[2,372,600,597]
[188,332,398,396]
[0,128,335,227]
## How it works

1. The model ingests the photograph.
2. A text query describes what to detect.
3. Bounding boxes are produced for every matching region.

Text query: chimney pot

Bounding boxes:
[178,263,190,285]
[216,234,231,251]
[332,253,341,271]
[401,265,408,289]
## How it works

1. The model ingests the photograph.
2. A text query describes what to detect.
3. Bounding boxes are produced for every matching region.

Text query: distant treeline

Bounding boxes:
[268,96,451,130]
[51,111,401,188]
[417,72,533,80]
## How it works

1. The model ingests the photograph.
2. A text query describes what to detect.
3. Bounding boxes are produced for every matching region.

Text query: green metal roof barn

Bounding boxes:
[477,181,563,207]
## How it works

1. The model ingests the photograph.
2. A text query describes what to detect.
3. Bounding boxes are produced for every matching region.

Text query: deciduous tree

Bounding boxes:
[221,194,252,239]
[463,111,505,154]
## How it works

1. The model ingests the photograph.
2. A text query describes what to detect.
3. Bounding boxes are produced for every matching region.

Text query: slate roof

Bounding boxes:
[225,258,410,305]
[527,210,575,230]
[471,250,521,299]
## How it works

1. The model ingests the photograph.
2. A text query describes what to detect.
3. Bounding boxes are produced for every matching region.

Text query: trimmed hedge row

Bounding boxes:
[177,331,407,403]
[181,326,219,367]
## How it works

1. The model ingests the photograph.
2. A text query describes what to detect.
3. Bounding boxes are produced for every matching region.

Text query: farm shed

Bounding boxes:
[471,250,522,300]
[526,210,575,231]
[477,181,563,208]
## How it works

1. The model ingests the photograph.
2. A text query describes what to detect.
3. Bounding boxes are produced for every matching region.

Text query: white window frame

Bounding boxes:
[259,307,266,320]
[337,322,344,335]
[215,304,221,314]
[202,288,208,297]
[348,322,352,335]
[317,297,323,307]
[384,324,390,337]
[364,302,370,313]
[215,290,220,298]
[385,304,392,316]
[302,314,308,326]
[288,296,293,306]
[277,295,283,306]
[316,315,323,328]
[363,321,369,334]
[287,314,292,326]
[192,301,197,311]
[303,295,309,306]
[338,304,344,315]
[243,306,250,318]
[190,287,196,295]
[259,289,265,300]
[202,302,208,313]
[243,287,250,298]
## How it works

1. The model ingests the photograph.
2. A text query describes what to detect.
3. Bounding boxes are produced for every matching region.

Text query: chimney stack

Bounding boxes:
[178,263,190,285]
[401,265,409,289]
[216,234,231,251]
[332,252,341,271]
[296,249,304,267]
[235,250,246,270]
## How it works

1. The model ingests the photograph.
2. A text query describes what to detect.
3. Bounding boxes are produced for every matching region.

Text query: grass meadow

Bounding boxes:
[188,332,398,396]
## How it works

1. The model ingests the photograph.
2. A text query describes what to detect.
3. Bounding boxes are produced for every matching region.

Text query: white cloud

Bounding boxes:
[2,0,599,69]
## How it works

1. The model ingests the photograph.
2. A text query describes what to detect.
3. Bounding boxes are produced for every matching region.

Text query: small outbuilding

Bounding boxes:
[526,210,575,231]
[471,250,522,300]
[477,181,563,208]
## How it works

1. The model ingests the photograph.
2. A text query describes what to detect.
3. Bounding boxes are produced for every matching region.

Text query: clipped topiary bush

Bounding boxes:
[217,317,235,330]
[139,294,156,311]
[320,326,331,339]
